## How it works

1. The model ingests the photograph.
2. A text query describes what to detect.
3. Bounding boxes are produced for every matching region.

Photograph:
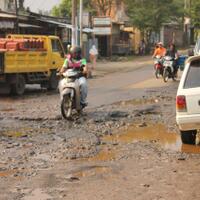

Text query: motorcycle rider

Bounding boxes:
[59,46,88,107]
[165,43,179,77]
[152,42,166,58]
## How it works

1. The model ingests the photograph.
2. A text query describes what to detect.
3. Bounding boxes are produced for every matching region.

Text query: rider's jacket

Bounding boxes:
[63,54,87,69]
[153,47,166,57]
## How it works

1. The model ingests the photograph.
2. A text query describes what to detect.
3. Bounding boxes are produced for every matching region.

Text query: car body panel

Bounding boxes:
[176,55,200,131]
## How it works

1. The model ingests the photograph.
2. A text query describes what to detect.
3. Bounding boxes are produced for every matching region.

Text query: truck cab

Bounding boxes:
[0,34,66,95]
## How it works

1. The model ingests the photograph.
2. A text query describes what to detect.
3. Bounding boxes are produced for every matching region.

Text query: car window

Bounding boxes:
[184,60,200,89]
[51,39,63,52]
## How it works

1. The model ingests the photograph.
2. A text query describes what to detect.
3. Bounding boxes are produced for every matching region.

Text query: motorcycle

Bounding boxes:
[58,68,84,119]
[154,55,163,78]
[162,56,176,82]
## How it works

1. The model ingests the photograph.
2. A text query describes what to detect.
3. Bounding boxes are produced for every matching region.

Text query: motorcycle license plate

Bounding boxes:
[164,61,173,66]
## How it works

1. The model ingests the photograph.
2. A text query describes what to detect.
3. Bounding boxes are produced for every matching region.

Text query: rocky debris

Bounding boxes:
[134,106,160,117]
[66,174,80,182]
[108,111,129,118]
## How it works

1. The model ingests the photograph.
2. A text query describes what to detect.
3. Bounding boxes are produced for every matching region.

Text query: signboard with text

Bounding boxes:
[93,17,111,26]
[93,27,111,35]
[93,17,111,35]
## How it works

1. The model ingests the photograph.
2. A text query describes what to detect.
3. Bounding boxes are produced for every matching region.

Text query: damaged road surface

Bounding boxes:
[1,57,200,200]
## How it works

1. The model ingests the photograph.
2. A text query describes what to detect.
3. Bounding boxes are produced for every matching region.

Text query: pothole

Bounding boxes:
[102,123,200,153]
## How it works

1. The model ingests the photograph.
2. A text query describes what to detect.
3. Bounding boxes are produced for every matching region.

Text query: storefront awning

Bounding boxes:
[39,19,94,33]
[0,13,16,19]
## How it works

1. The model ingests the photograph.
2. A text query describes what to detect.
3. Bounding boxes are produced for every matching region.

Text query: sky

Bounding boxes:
[24,0,62,12]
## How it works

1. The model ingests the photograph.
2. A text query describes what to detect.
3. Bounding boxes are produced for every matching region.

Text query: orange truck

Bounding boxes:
[0,34,65,95]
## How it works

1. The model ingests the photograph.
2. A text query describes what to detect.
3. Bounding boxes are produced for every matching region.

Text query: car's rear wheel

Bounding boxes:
[180,130,197,145]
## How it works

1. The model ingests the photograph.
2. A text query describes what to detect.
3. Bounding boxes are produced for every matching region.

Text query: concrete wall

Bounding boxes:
[0,0,15,12]
[0,0,6,11]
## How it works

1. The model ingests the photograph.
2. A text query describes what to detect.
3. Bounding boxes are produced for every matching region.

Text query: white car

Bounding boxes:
[176,55,200,144]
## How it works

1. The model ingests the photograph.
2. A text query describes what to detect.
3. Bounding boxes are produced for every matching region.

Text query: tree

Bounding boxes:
[51,0,115,17]
[51,0,72,17]
[189,0,200,28]
[125,0,184,44]
[93,0,114,16]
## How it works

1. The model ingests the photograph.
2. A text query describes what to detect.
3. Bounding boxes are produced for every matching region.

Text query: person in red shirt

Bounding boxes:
[152,42,166,58]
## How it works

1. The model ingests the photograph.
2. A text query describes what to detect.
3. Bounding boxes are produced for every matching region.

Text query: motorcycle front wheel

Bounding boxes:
[155,68,160,79]
[163,68,169,82]
[61,95,72,119]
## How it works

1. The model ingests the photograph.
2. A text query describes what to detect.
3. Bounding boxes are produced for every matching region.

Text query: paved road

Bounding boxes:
[88,57,175,108]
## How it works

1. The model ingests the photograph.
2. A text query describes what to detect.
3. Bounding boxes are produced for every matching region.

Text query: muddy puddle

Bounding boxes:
[0,127,52,138]
[88,150,116,162]
[115,98,156,106]
[0,169,16,177]
[103,123,200,154]
[72,165,111,179]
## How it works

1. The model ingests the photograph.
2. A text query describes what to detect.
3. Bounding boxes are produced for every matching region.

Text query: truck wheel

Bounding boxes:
[48,71,58,90]
[180,130,197,145]
[11,75,25,95]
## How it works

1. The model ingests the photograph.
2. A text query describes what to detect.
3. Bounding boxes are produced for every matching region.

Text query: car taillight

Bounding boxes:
[176,95,187,112]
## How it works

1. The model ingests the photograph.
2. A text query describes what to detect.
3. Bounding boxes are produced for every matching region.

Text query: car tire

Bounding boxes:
[180,130,197,145]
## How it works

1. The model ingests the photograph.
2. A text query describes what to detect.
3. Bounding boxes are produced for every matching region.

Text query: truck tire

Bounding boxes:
[11,74,25,95]
[180,130,197,145]
[48,70,58,90]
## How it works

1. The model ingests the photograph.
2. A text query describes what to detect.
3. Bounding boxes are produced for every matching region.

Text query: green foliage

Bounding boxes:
[125,0,184,36]
[190,0,200,28]
[51,0,72,17]
[50,0,111,17]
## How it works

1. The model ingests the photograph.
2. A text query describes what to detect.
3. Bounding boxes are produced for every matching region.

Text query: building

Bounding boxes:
[91,0,142,56]
[0,0,15,12]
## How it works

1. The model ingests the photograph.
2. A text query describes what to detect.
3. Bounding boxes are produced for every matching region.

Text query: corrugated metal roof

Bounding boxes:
[39,19,72,29]
[19,23,41,28]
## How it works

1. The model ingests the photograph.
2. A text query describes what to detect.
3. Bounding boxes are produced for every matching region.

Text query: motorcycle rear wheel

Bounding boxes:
[61,95,72,119]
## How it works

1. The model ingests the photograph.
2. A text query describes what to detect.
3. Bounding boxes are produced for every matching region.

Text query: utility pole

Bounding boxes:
[71,0,77,46]
[14,0,19,33]
[79,0,83,48]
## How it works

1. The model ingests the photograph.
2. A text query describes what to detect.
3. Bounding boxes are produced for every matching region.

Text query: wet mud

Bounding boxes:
[1,73,200,199]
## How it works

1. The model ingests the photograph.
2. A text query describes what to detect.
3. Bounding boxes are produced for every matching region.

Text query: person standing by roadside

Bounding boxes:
[89,44,98,71]
[139,39,146,55]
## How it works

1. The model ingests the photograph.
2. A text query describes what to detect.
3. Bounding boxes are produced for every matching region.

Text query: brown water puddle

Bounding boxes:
[0,170,16,177]
[88,150,116,162]
[1,129,29,138]
[73,166,111,178]
[103,123,200,154]
[0,108,15,112]
[181,144,200,154]
[115,98,156,106]
[1,127,52,138]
